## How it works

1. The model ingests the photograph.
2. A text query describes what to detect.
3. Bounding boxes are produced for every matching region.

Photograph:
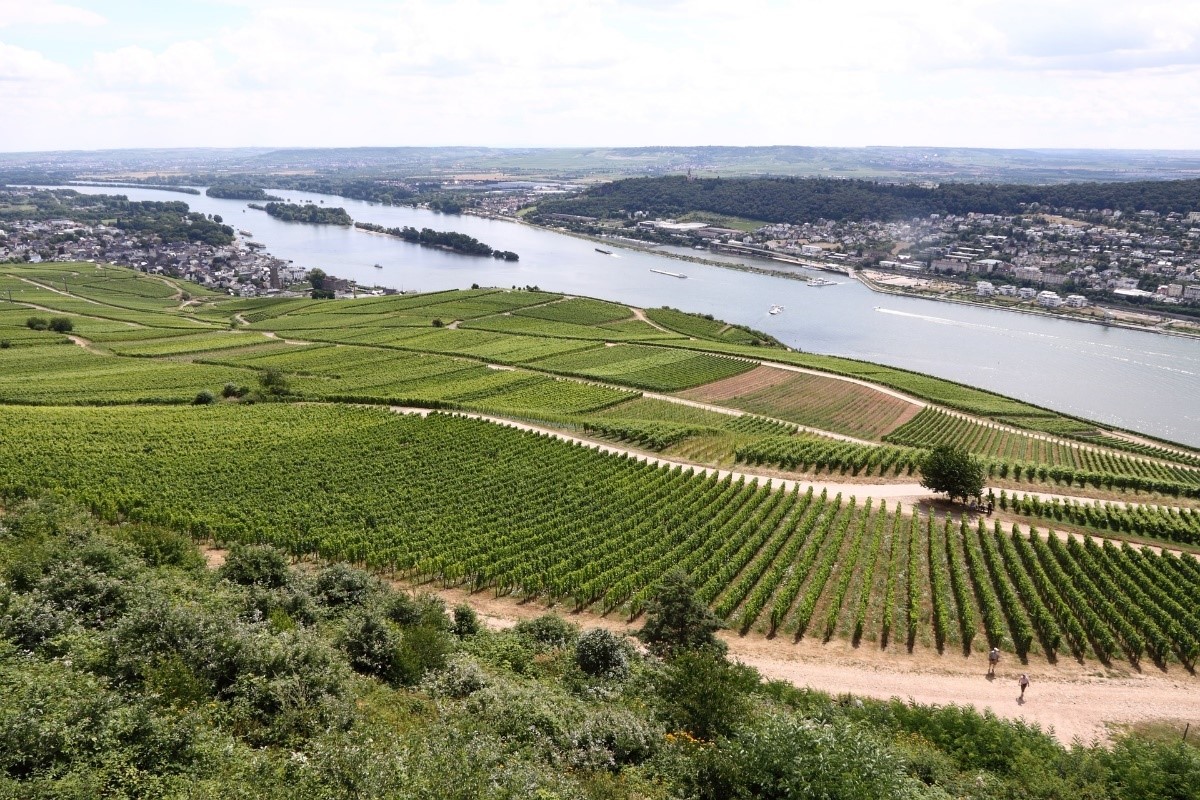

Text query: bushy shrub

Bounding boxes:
[38,560,127,627]
[221,382,248,398]
[312,563,376,608]
[0,593,73,650]
[698,714,921,800]
[225,629,351,746]
[48,317,73,333]
[395,625,453,685]
[452,603,481,637]
[192,390,215,405]
[570,708,661,771]
[656,651,759,740]
[25,316,48,331]
[339,610,400,679]
[514,613,578,650]
[218,544,290,589]
[422,654,489,698]
[124,525,204,569]
[463,630,534,675]
[575,628,630,678]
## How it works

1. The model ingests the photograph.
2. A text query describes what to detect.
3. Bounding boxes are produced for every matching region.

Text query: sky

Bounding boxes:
[2,0,1200,152]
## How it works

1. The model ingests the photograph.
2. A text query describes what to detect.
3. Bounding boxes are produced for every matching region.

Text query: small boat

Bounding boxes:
[807,276,838,287]
[595,248,613,255]
[768,304,783,315]
[373,263,383,269]
[650,268,687,279]
[238,229,253,236]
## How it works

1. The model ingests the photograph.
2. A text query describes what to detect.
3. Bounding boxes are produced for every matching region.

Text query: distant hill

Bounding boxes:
[534,175,1200,224]
[5,145,1200,183]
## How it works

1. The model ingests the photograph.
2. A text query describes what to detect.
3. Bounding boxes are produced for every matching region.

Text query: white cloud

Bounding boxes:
[2,0,1200,150]
[0,1,105,28]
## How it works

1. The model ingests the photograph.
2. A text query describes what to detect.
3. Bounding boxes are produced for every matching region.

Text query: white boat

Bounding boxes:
[807,276,838,287]
[650,268,687,279]
[768,304,783,315]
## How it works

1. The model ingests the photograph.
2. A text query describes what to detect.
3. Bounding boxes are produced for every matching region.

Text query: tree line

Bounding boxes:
[355,221,518,260]
[259,202,353,225]
[535,175,1200,224]
[205,184,282,201]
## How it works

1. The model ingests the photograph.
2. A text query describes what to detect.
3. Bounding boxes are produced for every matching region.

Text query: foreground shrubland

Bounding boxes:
[0,497,1197,799]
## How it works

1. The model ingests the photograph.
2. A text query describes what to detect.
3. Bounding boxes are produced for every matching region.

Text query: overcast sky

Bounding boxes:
[2,0,1199,153]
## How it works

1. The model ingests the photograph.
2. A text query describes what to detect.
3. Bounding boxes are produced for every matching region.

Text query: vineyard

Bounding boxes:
[887,409,1200,496]
[2,403,1199,667]
[681,365,922,440]
[998,492,1200,547]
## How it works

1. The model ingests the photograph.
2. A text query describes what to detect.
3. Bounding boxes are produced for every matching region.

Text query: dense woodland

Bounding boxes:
[0,189,234,245]
[536,175,1200,224]
[355,221,518,259]
[259,202,353,225]
[205,184,282,201]
[0,496,1197,799]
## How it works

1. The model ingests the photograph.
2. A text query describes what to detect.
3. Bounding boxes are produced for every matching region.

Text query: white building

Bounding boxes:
[1037,291,1063,308]
[976,281,996,297]
[1017,287,1036,300]
[998,284,1018,296]
[1065,294,1088,308]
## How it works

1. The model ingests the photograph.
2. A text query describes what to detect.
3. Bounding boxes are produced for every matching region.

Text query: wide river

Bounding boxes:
[60,185,1200,447]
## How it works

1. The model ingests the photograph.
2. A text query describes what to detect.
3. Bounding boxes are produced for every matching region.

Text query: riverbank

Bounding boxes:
[855,269,1200,342]
[520,218,1200,342]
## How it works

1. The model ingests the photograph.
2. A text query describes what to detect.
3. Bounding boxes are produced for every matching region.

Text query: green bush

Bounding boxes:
[25,316,48,331]
[192,389,215,405]
[452,603,481,637]
[656,651,758,739]
[48,317,73,333]
[312,563,376,608]
[218,544,290,589]
[339,610,401,680]
[514,613,578,649]
[575,628,629,678]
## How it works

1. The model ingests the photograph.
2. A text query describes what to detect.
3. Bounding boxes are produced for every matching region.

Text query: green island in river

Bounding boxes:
[1,260,1199,797]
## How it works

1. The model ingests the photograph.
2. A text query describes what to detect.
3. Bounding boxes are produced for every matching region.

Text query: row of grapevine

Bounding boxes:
[998,491,1200,545]
[736,435,923,477]
[4,404,1200,667]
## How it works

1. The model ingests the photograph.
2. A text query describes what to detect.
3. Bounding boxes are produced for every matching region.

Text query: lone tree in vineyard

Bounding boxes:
[920,444,985,503]
[638,570,726,658]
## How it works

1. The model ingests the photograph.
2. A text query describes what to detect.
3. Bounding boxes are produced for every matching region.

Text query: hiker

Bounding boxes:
[988,646,1000,676]
[1018,673,1030,699]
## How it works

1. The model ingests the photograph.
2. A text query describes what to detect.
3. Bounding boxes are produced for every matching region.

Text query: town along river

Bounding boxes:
[59,185,1200,447]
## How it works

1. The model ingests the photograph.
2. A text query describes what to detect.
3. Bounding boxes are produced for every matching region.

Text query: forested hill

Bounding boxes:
[535,175,1200,224]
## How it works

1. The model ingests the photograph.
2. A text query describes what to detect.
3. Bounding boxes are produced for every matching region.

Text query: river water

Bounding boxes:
[58,185,1200,447]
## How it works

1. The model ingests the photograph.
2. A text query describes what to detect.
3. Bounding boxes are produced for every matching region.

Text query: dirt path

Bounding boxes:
[471,593,1200,745]
[220,539,1197,746]
[630,306,678,335]
[66,335,108,355]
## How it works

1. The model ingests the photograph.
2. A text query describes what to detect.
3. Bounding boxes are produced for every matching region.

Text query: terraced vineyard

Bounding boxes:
[5,262,1200,670]
[887,409,1200,496]
[526,343,755,391]
[2,403,1198,667]
[681,365,922,440]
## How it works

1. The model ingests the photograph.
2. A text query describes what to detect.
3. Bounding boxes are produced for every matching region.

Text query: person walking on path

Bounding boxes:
[1018,673,1030,700]
[988,647,1000,676]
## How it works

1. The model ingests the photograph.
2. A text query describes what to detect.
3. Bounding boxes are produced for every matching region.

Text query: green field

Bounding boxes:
[2,404,1199,668]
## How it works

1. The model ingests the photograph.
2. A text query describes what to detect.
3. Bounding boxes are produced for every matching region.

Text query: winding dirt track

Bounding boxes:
[349,567,1200,746]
